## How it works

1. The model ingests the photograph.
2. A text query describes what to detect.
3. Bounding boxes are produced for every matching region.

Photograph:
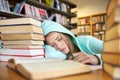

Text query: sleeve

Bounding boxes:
[44,45,67,59]
[86,36,103,65]
[87,36,103,54]
[77,35,103,65]
[77,35,103,54]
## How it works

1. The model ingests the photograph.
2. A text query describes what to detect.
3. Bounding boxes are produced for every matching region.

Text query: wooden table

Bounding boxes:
[0,62,117,80]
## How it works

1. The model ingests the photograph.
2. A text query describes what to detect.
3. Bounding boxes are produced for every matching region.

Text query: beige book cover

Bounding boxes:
[102,53,120,66]
[105,23,120,41]
[2,40,44,45]
[104,39,120,52]
[0,25,43,34]
[0,18,41,27]
[106,7,120,29]
[7,58,92,80]
[3,44,43,48]
[103,62,120,79]
[0,48,45,56]
[107,0,120,16]
[1,33,45,41]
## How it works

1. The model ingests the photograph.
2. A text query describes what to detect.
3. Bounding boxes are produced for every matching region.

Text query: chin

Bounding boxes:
[63,51,70,54]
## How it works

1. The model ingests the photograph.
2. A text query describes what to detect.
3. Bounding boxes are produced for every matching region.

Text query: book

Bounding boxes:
[2,44,44,48]
[33,6,41,19]
[22,3,33,17]
[45,0,54,7]
[0,55,44,62]
[0,48,45,56]
[39,8,48,19]
[16,1,25,13]
[0,25,43,34]
[106,0,120,16]
[7,58,63,69]
[0,33,45,41]
[0,0,10,11]
[7,58,92,80]
[105,23,120,41]
[0,0,4,10]
[103,62,120,79]
[14,3,20,13]
[102,53,120,66]
[0,18,41,27]
[106,6,120,29]
[104,39,120,52]
[2,40,44,45]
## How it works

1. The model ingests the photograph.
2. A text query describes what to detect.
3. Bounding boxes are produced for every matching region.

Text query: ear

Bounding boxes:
[44,45,67,59]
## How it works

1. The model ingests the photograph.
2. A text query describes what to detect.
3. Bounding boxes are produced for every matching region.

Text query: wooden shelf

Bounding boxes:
[92,21,105,25]
[64,24,77,29]
[0,10,25,18]
[77,13,106,41]
[59,0,76,8]
[77,32,90,35]
[78,23,90,26]
[25,0,76,18]
[0,10,44,21]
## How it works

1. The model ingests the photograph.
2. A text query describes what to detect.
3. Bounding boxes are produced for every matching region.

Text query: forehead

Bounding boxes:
[45,32,60,43]
[47,32,60,38]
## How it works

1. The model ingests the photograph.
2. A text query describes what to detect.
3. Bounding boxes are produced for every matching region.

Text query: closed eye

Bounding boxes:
[58,36,63,41]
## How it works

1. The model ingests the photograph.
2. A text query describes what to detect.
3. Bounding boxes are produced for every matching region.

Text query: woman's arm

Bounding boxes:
[69,52,100,65]
[75,35,104,65]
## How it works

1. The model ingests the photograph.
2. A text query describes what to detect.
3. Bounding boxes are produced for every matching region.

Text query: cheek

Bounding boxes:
[62,41,69,49]
[45,37,51,44]
[45,38,48,43]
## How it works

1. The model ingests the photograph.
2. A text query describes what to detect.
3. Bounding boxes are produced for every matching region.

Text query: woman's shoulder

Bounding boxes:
[76,35,93,41]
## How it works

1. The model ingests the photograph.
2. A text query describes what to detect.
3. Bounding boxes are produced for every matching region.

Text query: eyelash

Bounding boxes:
[50,36,63,47]
[58,36,62,41]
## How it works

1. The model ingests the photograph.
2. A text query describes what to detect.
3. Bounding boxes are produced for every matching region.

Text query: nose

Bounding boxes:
[55,42,62,50]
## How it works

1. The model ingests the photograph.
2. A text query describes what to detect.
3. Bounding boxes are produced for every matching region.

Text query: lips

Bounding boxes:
[60,48,66,52]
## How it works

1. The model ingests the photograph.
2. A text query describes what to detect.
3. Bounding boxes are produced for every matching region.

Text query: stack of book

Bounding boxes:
[0,18,45,62]
[102,0,120,79]
[14,1,48,20]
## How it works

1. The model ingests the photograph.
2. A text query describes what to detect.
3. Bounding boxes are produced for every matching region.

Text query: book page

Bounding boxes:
[7,58,64,70]
[17,60,92,80]
[8,58,64,65]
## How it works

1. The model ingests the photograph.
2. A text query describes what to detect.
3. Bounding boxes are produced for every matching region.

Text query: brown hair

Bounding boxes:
[59,33,80,54]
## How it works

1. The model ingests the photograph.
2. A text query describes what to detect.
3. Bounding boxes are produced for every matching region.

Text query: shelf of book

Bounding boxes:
[26,0,76,18]
[0,0,77,29]
[77,16,92,36]
[92,13,106,41]
[77,13,106,41]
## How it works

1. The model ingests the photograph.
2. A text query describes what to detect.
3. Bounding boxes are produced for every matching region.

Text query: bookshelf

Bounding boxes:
[77,16,91,36]
[77,13,106,41]
[0,0,76,29]
[92,13,106,41]
[70,8,78,35]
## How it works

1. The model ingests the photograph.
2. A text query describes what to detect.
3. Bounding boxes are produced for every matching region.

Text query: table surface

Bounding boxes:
[0,62,117,80]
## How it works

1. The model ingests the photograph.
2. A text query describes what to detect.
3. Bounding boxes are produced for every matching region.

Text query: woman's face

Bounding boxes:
[45,32,70,54]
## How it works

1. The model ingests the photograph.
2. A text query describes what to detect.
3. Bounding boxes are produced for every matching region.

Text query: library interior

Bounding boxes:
[0,0,120,80]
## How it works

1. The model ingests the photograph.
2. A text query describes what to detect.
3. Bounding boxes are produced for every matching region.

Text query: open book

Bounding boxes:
[7,58,92,80]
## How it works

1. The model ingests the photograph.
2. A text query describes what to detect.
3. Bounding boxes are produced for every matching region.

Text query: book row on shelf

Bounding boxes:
[77,13,106,41]
[0,0,76,26]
